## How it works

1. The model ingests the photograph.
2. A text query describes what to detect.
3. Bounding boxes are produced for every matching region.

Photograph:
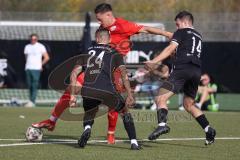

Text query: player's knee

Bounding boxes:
[156,94,168,106]
[183,98,194,112]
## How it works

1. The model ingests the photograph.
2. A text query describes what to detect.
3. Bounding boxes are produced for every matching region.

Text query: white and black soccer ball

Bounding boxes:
[25,126,43,142]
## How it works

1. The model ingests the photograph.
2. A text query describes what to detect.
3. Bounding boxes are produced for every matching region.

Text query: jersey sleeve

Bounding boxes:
[24,46,28,55]
[124,20,143,36]
[211,84,218,92]
[41,45,47,54]
[171,30,183,45]
[113,54,124,69]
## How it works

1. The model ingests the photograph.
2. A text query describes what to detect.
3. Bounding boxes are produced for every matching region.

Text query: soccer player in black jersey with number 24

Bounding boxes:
[69,28,141,150]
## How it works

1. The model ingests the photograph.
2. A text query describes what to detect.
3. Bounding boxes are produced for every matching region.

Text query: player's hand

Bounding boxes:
[167,32,173,40]
[144,60,157,71]
[69,95,77,107]
[126,94,135,108]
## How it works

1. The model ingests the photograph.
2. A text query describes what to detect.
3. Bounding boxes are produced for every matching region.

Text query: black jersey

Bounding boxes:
[83,44,124,93]
[171,28,202,68]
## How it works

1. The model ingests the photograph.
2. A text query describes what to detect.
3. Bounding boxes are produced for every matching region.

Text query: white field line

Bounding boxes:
[0,137,240,147]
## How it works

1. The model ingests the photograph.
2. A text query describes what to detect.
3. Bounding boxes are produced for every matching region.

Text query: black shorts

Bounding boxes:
[162,65,201,99]
[81,86,125,112]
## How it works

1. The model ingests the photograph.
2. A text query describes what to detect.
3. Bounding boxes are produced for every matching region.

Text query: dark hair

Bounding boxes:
[95,28,110,38]
[95,3,112,14]
[30,33,38,39]
[175,11,194,24]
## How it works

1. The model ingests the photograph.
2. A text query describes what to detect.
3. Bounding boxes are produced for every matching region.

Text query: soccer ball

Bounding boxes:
[25,126,43,142]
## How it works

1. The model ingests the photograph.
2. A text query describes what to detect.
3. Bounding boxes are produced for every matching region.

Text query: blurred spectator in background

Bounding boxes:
[195,73,219,111]
[0,55,8,88]
[24,34,50,107]
[0,51,17,88]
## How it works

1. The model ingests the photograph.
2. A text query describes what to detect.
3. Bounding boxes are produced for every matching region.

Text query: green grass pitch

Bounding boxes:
[0,107,240,160]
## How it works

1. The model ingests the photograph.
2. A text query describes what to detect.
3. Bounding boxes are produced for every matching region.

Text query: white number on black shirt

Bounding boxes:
[87,50,105,68]
[191,36,202,58]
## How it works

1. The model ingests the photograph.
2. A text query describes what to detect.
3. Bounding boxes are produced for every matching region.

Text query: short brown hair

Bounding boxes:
[95,3,112,14]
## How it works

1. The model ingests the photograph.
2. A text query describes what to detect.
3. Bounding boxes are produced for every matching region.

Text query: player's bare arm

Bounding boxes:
[145,42,177,71]
[139,26,173,39]
[42,52,50,66]
[118,65,135,107]
[151,64,169,79]
[69,65,82,107]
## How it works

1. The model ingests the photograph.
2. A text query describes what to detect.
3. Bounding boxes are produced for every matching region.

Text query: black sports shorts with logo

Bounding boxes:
[162,64,201,99]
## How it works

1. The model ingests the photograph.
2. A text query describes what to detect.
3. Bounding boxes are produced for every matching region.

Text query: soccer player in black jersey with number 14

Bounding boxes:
[145,11,216,145]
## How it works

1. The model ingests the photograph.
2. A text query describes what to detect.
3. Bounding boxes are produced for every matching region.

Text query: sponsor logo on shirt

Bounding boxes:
[110,26,117,31]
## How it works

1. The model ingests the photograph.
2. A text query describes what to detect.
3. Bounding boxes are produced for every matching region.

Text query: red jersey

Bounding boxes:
[104,18,143,56]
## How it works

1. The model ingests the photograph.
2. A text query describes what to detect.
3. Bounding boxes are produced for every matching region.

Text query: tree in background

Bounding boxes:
[0,0,240,22]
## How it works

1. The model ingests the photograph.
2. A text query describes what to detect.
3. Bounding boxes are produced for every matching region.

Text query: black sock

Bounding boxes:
[83,119,94,128]
[83,107,98,128]
[83,113,95,128]
[195,114,209,130]
[122,113,136,140]
[157,108,168,124]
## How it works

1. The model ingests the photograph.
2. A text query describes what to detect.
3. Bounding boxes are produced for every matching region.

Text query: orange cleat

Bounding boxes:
[32,119,56,131]
[107,133,116,144]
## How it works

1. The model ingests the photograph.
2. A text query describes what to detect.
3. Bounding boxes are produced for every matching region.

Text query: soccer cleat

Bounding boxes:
[205,127,216,145]
[131,143,142,150]
[78,128,91,148]
[32,119,56,131]
[148,125,170,140]
[107,133,115,144]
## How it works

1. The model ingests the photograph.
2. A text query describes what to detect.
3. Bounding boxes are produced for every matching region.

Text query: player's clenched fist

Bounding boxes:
[144,60,157,71]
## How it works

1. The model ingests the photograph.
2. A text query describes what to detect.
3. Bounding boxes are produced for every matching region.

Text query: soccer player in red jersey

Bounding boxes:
[32,3,173,144]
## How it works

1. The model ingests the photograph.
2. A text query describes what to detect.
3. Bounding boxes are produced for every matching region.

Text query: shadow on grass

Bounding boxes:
[42,134,132,150]
[44,134,78,140]
[54,140,132,150]
[41,133,205,149]
[146,141,206,149]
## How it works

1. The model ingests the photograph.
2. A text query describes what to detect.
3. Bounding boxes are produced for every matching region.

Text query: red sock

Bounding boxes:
[51,90,71,118]
[108,109,119,134]
[51,72,85,118]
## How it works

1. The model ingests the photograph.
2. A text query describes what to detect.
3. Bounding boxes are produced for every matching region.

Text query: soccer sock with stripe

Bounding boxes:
[157,108,168,126]
[51,90,71,120]
[107,109,118,134]
[195,114,210,132]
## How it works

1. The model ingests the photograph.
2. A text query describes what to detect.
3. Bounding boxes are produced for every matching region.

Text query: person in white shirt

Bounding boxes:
[24,34,50,107]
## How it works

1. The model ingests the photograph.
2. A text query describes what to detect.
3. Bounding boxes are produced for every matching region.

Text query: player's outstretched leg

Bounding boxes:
[32,90,71,131]
[121,112,141,150]
[183,96,216,145]
[148,91,173,140]
[32,73,84,131]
